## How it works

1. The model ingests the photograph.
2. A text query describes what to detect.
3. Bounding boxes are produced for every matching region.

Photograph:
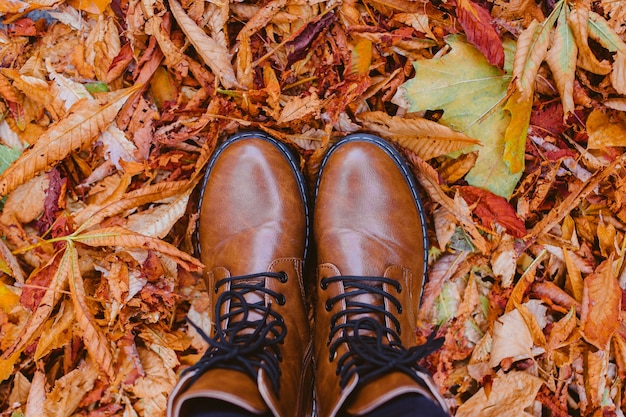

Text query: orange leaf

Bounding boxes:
[0,87,137,197]
[73,226,203,271]
[456,0,505,68]
[581,257,621,350]
[67,242,115,378]
[66,0,111,14]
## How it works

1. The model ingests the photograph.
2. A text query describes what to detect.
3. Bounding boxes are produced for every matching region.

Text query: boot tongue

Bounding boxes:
[224,276,268,334]
[344,281,387,339]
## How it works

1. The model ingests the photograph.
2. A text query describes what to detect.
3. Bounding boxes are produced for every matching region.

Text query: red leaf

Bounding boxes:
[286,12,336,68]
[458,185,526,238]
[456,0,504,69]
[20,254,62,311]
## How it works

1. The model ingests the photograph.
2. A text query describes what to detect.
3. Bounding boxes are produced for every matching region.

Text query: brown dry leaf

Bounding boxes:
[525,153,626,243]
[547,307,577,352]
[236,0,288,41]
[169,0,238,89]
[67,241,115,378]
[506,250,545,312]
[568,7,612,75]
[1,250,69,365]
[433,206,457,250]
[581,256,621,350]
[0,174,48,224]
[584,348,608,409]
[0,87,137,197]
[356,111,479,160]
[74,180,191,231]
[597,216,616,259]
[456,371,544,417]
[42,360,99,417]
[129,348,178,417]
[586,108,626,149]
[83,16,122,81]
[278,93,322,125]
[34,300,75,361]
[73,226,203,271]
[491,235,516,288]
[408,152,488,253]
[563,248,584,302]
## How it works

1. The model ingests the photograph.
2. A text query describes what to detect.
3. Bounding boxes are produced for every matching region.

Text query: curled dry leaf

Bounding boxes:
[513,16,553,99]
[169,0,238,89]
[586,108,626,149]
[24,368,46,417]
[125,188,193,238]
[357,111,479,160]
[568,7,612,75]
[0,87,136,197]
[546,5,577,118]
[489,308,536,367]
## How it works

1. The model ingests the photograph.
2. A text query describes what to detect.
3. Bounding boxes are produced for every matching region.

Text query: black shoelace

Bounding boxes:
[184,271,288,394]
[321,275,443,389]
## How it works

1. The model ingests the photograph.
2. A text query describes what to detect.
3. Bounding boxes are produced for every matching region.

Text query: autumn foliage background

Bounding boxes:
[0,0,625,415]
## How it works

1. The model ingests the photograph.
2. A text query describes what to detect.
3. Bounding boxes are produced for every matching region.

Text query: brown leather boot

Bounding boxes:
[313,134,449,417]
[168,132,313,417]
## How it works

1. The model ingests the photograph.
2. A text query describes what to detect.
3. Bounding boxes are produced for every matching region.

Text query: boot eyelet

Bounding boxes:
[276,294,286,306]
[279,272,288,283]
[397,305,403,314]
[320,279,328,290]
[325,300,333,311]
[214,285,219,293]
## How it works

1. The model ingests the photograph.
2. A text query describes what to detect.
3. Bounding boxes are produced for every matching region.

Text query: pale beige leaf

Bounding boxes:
[433,206,457,250]
[611,52,626,95]
[419,251,469,320]
[0,87,137,197]
[568,7,612,75]
[236,32,254,89]
[393,13,436,39]
[148,16,189,75]
[129,348,177,417]
[581,256,621,350]
[73,226,203,271]
[491,235,516,288]
[47,67,91,111]
[514,19,551,99]
[490,308,535,367]
[0,174,48,225]
[24,369,46,417]
[1,250,70,361]
[74,180,191,230]
[125,188,192,238]
[84,16,121,81]
[516,302,547,348]
[169,0,238,89]
[278,93,322,124]
[456,371,543,417]
[42,361,98,417]
[357,112,479,160]
[546,5,577,117]
[8,371,30,406]
[67,242,115,378]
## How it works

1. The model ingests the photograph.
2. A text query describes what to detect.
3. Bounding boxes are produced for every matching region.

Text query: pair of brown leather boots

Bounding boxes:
[167,132,449,417]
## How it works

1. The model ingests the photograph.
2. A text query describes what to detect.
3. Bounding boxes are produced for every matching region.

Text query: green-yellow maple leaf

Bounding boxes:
[394,34,522,198]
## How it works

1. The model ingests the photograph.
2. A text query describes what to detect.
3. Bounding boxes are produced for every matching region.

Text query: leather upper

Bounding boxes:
[313,136,447,417]
[167,134,312,417]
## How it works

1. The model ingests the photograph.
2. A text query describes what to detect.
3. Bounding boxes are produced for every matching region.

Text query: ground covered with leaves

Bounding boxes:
[0,0,625,415]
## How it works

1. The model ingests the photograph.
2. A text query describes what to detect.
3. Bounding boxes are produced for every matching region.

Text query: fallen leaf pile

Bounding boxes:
[0,0,626,415]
